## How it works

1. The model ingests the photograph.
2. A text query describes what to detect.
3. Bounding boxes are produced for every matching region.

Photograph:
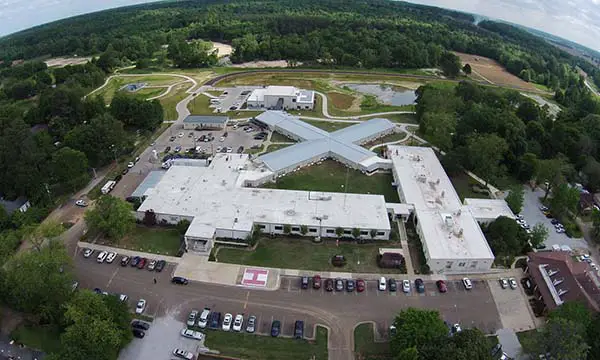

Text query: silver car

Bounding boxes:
[246,315,256,333]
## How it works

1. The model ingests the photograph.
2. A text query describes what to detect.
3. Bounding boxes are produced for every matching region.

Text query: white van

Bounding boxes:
[97,251,108,263]
[198,308,211,329]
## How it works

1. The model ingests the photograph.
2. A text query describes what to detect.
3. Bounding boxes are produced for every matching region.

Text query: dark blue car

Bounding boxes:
[209,312,221,329]
[415,278,425,293]
[130,256,141,267]
[271,320,281,337]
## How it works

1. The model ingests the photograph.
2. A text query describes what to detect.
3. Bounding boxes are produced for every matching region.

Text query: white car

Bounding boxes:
[378,277,387,291]
[451,323,462,334]
[233,314,244,332]
[127,162,134,168]
[135,299,146,314]
[509,278,517,289]
[499,278,509,289]
[556,227,566,233]
[462,277,473,290]
[187,310,198,326]
[178,132,184,138]
[226,147,233,153]
[219,136,225,142]
[75,199,88,207]
[402,279,411,293]
[82,248,93,258]
[222,313,233,331]
[216,146,222,152]
[118,294,128,302]
[173,349,194,360]
[106,252,117,263]
[592,263,599,271]
[96,251,108,263]
[198,308,210,329]
[180,328,205,341]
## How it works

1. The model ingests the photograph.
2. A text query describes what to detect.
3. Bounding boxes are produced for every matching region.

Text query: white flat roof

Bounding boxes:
[464,198,515,221]
[247,88,266,103]
[297,90,315,104]
[264,85,297,97]
[138,154,390,233]
[388,145,495,261]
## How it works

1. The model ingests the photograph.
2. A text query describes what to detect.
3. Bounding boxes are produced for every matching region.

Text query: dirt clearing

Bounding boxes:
[211,42,232,57]
[45,56,92,67]
[230,60,299,68]
[454,52,542,93]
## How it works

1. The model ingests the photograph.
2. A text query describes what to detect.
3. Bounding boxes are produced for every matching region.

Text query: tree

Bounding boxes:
[283,224,291,234]
[24,220,64,251]
[592,209,600,243]
[505,186,524,214]
[110,94,163,131]
[2,240,74,323]
[335,227,344,238]
[439,51,461,77]
[466,134,508,185]
[300,225,308,235]
[352,227,361,239]
[142,209,156,226]
[85,195,134,240]
[529,317,590,360]
[483,216,528,257]
[535,157,570,201]
[549,183,579,220]
[548,301,592,328]
[50,147,90,192]
[390,308,448,355]
[370,229,377,239]
[529,223,548,248]
[176,219,190,235]
[462,63,472,75]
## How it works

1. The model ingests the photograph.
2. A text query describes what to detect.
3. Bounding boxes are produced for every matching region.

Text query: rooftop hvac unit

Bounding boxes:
[552,278,564,286]
[444,215,454,228]
[557,288,568,297]
[547,269,559,277]
[417,174,427,183]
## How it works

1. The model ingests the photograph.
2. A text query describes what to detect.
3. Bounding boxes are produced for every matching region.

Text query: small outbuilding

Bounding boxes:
[183,115,229,130]
[0,196,31,215]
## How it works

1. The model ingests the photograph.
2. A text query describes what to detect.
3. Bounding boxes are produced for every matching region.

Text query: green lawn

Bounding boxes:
[117,226,182,255]
[448,172,490,201]
[92,75,184,103]
[262,160,400,202]
[204,325,328,360]
[245,144,265,154]
[217,237,404,273]
[159,83,193,120]
[229,110,263,119]
[516,329,538,355]
[363,113,418,124]
[270,131,296,143]
[11,324,62,353]
[354,323,393,360]
[187,93,213,115]
[263,143,293,154]
[302,120,355,132]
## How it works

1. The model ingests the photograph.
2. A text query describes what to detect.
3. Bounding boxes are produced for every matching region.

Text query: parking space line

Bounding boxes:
[243,291,250,310]
[106,267,119,288]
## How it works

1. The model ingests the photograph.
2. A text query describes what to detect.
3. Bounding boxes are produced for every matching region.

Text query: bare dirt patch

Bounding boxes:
[230,60,299,68]
[45,56,92,67]
[211,42,233,57]
[327,92,354,110]
[454,52,540,92]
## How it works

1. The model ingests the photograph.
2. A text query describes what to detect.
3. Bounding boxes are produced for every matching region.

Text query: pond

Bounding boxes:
[345,83,417,106]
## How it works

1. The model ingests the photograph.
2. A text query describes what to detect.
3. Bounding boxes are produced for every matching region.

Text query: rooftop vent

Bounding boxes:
[553,278,564,286]
[444,215,454,228]
[557,288,568,297]
[285,209,296,216]
[547,269,559,277]
[417,174,427,183]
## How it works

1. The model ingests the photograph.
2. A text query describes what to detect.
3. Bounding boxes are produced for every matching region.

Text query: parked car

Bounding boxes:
[127,162,134,168]
[356,279,366,292]
[539,205,549,212]
[165,146,171,152]
[209,312,221,329]
[172,276,189,285]
[97,251,108,263]
[131,320,150,330]
[491,343,503,357]
[233,314,244,332]
[271,320,281,337]
[331,255,346,267]
[237,146,244,153]
[187,310,198,327]
[173,348,194,360]
[294,320,304,339]
[75,199,88,207]
[178,132,184,138]
[106,252,117,264]
[378,277,387,291]
[135,299,146,314]
[451,323,462,334]
[120,256,130,266]
[222,313,233,331]
[436,280,448,293]
[175,146,182,152]
[301,276,309,289]
[312,275,321,289]
[246,315,257,333]
[415,278,425,293]
[402,279,411,293]
[462,277,473,290]
[197,308,210,329]
[509,278,517,289]
[325,278,334,292]
[155,259,166,272]
[180,328,205,341]
[499,278,509,289]
[119,294,128,302]
[136,258,147,269]
[132,329,145,338]
[147,259,157,271]
[130,256,141,267]
[82,248,93,258]
[335,278,344,291]
[346,279,355,292]
[388,278,397,292]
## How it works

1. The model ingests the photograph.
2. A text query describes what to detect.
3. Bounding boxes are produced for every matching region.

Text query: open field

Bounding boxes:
[159,82,193,120]
[270,131,296,143]
[302,120,354,132]
[187,94,213,115]
[454,52,540,92]
[217,237,404,274]
[45,56,92,67]
[93,75,185,103]
[328,91,355,110]
[11,323,62,353]
[204,325,328,360]
[448,172,490,201]
[354,323,393,360]
[261,160,400,202]
[130,87,166,100]
[104,226,182,256]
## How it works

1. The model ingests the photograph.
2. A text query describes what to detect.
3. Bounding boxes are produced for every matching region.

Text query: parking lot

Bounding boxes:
[208,87,257,112]
[521,186,588,250]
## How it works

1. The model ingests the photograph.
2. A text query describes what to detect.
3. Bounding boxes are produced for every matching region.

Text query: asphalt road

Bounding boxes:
[74,251,501,360]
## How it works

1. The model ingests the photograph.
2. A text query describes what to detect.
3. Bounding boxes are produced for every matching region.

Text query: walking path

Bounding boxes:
[85,73,199,100]
[396,220,414,275]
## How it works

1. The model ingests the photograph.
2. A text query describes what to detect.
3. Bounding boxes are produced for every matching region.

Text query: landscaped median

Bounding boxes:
[202,325,329,360]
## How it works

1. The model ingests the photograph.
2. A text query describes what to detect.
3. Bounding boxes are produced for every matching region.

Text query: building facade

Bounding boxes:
[247,86,315,110]
[182,115,229,130]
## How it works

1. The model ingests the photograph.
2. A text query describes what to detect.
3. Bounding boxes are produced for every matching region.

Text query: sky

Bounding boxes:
[0,0,599,52]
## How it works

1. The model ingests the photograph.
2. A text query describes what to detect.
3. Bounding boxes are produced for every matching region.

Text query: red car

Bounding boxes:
[137,257,147,269]
[356,279,366,292]
[436,280,447,293]
[313,275,322,290]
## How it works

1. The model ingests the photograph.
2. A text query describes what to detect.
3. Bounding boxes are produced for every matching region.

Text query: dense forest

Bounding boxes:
[0,0,598,90]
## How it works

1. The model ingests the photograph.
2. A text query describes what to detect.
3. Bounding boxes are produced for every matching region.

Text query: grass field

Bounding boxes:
[448,172,490,201]
[263,143,293,154]
[229,110,263,119]
[217,237,404,273]
[302,120,355,132]
[130,87,166,100]
[116,226,181,255]
[261,160,400,202]
[362,131,407,149]
[270,131,296,143]
[92,75,185,103]
[11,324,62,353]
[159,82,193,120]
[328,91,355,109]
[354,323,393,360]
[363,113,418,124]
[245,144,264,154]
[187,93,213,115]
[204,325,328,360]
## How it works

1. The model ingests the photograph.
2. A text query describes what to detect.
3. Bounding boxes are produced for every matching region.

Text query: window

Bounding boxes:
[343,230,352,235]
[470,261,478,268]
[326,229,334,234]
[292,227,300,232]
[360,231,368,235]
[274,226,283,231]
[292,98,296,102]
[458,262,466,267]
[445,261,453,269]
[376,231,385,236]
[308,228,317,233]
[258,224,266,229]
[305,106,309,109]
